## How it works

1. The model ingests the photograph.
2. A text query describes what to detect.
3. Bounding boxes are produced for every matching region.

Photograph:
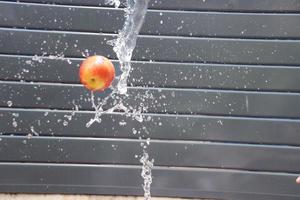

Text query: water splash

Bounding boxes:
[105,0,121,8]
[87,0,150,126]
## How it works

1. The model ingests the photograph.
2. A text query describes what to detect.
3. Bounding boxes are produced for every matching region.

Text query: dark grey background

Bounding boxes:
[0,0,300,200]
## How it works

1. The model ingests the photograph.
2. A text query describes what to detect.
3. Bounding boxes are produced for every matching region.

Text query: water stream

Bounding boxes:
[88,0,153,199]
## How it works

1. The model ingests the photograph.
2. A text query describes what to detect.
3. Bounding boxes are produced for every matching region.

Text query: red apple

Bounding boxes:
[79,55,115,91]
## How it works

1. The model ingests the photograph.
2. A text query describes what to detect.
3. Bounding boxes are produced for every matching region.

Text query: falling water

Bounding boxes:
[112,0,150,95]
[140,150,154,200]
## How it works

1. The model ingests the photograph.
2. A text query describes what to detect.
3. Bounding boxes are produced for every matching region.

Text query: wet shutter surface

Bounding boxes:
[1,1,300,200]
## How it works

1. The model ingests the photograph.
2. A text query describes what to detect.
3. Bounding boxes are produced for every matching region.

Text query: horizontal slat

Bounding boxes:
[0,2,122,33]
[2,55,300,92]
[0,163,298,200]
[130,62,300,92]
[1,29,300,65]
[2,2,300,38]
[15,0,300,12]
[0,136,300,173]
[1,109,300,145]
[1,82,300,118]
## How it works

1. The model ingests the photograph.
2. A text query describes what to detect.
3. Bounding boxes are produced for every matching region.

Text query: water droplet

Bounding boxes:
[67,59,72,64]
[134,114,143,122]
[12,120,18,128]
[30,126,39,136]
[119,121,126,126]
[111,144,118,150]
[7,101,12,107]
[32,55,43,63]
[63,121,68,126]
[217,120,223,125]
[81,49,90,57]
[171,91,176,98]
[12,113,19,117]
[25,60,32,65]
[105,0,121,8]
[132,128,137,135]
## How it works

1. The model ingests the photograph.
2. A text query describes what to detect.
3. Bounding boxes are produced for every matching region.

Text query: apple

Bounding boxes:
[79,55,115,91]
